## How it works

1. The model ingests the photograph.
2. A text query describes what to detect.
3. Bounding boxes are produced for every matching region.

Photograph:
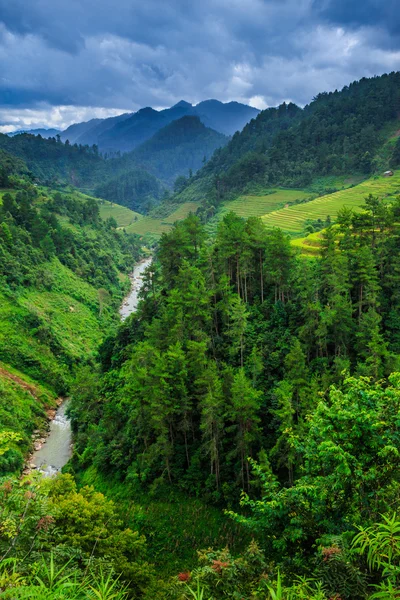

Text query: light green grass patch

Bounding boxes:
[291,230,326,257]
[205,188,310,236]
[262,171,400,234]
[97,200,142,228]
[124,201,201,239]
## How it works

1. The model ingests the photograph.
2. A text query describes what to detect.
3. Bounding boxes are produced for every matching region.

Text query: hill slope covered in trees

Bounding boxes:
[170,72,400,211]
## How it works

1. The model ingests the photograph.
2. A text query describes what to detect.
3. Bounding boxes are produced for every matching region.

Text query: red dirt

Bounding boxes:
[0,366,40,400]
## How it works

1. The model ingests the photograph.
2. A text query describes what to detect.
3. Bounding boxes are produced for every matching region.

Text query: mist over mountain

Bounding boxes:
[59,99,259,153]
[8,128,61,138]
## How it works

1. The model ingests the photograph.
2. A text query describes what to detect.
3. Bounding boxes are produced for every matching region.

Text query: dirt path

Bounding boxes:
[0,366,40,400]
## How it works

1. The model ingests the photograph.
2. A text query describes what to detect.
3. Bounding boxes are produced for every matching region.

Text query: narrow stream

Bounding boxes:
[31,400,72,476]
[119,256,153,320]
[31,256,152,475]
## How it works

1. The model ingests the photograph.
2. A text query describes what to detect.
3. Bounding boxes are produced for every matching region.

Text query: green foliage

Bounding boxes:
[118,116,228,187]
[0,474,153,597]
[94,167,164,214]
[0,177,142,475]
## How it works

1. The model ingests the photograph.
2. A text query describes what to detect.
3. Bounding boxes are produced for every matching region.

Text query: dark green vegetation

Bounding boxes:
[0,149,141,475]
[0,132,104,188]
[94,168,165,214]
[68,190,400,596]
[106,116,228,187]
[93,117,227,211]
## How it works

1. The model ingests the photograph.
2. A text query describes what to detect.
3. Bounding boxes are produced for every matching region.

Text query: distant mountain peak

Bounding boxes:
[172,100,192,109]
[137,106,157,115]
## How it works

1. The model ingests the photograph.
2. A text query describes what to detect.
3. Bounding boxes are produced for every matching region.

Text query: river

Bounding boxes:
[30,256,152,476]
[119,256,153,320]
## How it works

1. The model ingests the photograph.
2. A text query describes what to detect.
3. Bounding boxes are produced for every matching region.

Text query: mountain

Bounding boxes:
[194,99,260,136]
[60,112,131,146]
[111,115,228,186]
[8,128,61,138]
[171,72,400,209]
[59,118,103,144]
[59,99,259,153]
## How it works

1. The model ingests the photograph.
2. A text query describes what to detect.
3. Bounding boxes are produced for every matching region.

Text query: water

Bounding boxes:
[31,400,72,476]
[119,256,153,320]
[31,256,152,475]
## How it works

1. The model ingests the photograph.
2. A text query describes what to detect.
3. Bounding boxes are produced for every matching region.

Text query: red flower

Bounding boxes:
[211,560,230,573]
[178,572,191,582]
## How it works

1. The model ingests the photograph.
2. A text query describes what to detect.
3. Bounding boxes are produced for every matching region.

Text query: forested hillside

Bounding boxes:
[67,196,400,597]
[0,132,104,187]
[98,116,228,188]
[0,150,141,474]
[94,167,165,213]
[173,72,400,211]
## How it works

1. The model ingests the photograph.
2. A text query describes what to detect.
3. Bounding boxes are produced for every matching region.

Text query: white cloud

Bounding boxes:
[0,105,128,132]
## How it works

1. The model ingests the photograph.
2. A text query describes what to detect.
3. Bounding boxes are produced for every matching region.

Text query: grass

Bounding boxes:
[0,361,56,473]
[78,466,250,576]
[97,200,142,228]
[205,188,310,236]
[0,258,117,393]
[124,201,201,240]
[291,230,326,257]
[262,171,400,234]
[0,256,122,473]
[37,187,143,230]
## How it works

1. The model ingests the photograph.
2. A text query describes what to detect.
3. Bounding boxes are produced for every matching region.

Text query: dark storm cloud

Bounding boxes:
[0,0,399,130]
[314,0,400,39]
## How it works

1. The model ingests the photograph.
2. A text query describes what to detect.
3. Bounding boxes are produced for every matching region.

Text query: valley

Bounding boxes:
[2,71,400,599]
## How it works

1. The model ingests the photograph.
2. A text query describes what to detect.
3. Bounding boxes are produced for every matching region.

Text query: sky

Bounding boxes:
[0,0,399,132]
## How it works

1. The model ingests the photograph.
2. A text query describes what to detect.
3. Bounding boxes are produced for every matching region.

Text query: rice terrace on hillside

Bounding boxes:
[261,171,400,233]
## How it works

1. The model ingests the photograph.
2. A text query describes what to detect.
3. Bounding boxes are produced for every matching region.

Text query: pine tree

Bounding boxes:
[226,369,262,490]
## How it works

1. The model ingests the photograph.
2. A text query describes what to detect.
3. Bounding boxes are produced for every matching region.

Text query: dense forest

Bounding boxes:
[111,116,228,186]
[62,189,400,597]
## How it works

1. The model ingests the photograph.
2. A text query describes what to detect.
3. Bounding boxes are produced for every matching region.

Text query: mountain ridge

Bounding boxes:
[59,99,259,152]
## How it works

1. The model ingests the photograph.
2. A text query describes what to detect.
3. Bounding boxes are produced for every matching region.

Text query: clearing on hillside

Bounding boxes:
[125,201,201,239]
[97,199,142,228]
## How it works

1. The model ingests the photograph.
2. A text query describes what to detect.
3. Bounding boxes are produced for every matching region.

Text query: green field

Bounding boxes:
[125,201,201,239]
[205,189,310,235]
[97,200,142,227]
[291,230,326,257]
[221,189,309,218]
[262,171,400,233]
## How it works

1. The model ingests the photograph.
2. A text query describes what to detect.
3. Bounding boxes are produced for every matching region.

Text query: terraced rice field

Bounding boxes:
[262,172,400,233]
[221,189,309,218]
[97,200,142,228]
[205,189,310,235]
[291,231,326,257]
[125,202,201,238]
